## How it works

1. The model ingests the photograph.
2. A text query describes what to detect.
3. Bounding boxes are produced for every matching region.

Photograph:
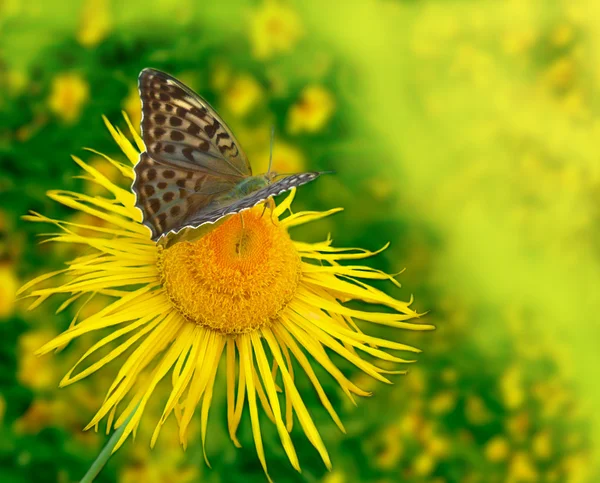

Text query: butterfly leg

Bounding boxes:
[268,197,277,225]
[236,212,246,256]
[260,202,269,219]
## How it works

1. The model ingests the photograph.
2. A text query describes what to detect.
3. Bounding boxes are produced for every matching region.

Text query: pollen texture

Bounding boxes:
[158,209,301,333]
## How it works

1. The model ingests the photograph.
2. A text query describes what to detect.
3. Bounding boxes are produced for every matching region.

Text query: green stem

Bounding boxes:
[80,405,139,483]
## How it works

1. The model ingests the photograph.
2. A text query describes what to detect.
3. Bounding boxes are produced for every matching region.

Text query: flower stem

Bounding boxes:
[80,405,138,483]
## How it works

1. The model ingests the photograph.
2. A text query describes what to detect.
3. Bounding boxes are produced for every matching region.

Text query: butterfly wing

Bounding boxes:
[138,68,251,177]
[185,172,323,228]
[134,68,253,240]
[133,153,233,241]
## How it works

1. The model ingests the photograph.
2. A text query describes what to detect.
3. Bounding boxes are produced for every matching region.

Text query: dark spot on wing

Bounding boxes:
[163,170,175,179]
[204,120,220,138]
[149,198,160,214]
[187,123,201,136]
[182,147,194,162]
[170,131,185,142]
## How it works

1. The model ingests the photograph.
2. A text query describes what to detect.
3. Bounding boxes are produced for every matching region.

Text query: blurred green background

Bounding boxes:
[1,0,599,481]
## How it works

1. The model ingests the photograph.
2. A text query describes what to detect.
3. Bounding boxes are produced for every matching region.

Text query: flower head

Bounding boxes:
[20,114,431,479]
[250,1,304,60]
[77,0,112,47]
[48,73,89,124]
[223,74,264,117]
[287,85,336,134]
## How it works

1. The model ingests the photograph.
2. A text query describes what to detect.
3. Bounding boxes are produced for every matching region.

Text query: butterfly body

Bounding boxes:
[133,68,328,242]
[226,174,272,199]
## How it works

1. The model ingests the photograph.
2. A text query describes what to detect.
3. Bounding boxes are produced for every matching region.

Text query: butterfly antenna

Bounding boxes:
[267,125,275,177]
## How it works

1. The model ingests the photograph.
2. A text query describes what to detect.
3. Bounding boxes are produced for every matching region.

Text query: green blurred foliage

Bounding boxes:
[0,0,598,482]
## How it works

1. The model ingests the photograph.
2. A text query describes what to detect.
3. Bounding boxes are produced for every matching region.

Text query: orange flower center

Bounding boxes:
[158,209,301,334]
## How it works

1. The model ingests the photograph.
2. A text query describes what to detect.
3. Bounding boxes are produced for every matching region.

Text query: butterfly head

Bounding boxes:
[265,171,279,184]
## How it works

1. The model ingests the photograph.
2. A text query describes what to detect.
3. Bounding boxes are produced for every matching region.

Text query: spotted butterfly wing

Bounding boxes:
[134,68,250,240]
[133,68,328,242]
[185,172,324,227]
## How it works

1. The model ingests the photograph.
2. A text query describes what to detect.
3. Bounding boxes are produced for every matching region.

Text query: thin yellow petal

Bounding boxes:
[239,335,271,481]
[274,326,345,433]
[251,332,300,471]
[262,330,331,470]
[226,339,242,448]
[112,322,194,452]
[282,208,343,228]
[282,314,370,399]
[61,314,161,386]
[122,110,145,152]
[83,148,134,180]
[102,115,140,165]
[274,188,296,218]
[200,334,225,466]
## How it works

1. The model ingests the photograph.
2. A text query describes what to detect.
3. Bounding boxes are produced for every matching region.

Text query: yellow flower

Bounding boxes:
[20,114,431,479]
[77,0,112,47]
[485,436,510,463]
[223,74,263,117]
[48,73,89,123]
[413,451,435,476]
[322,470,346,483]
[501,365,524,410]
[288,86,335,134]
[211,62,233,92]
[429,390,456,415]
[250,1,304,60]
[0,263,18,318]
[14,399,58,434]
[254,140,306,175]
[375,425,403,469]
[18,329,59,390]
[508,452,538,483]
[465,395,492,425]
[532,430,552,460]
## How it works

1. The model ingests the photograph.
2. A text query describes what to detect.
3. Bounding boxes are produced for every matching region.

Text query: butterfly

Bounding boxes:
[132,68,328,242]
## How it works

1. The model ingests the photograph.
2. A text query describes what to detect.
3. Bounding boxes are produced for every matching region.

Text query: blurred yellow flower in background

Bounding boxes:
[485,436,510,463]
[20,114,430,480]
[287,85,335,134]
[48,73,89,123]
[77,0,112,47]
[18,329,59,390]
[211,61,233,92]
[123,86,142,131]
[120,437,199,483]
[250,0,304,60]
[254,140,306,175]
[0,263,18,318]
[223,74,263,117]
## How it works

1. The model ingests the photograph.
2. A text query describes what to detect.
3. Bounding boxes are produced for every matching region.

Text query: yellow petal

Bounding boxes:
[251,332,300,471]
